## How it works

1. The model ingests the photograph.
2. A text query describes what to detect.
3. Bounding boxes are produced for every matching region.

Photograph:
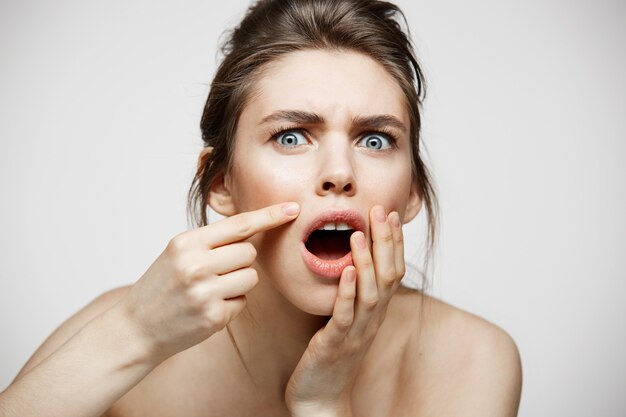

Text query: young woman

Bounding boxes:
[0,0,522,416]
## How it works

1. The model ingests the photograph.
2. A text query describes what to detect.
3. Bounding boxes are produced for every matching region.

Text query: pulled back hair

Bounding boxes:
[188,0,439,289]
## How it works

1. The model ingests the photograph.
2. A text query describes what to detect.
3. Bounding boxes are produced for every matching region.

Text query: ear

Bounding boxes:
[208,173,237,217]
[402,181,423,224]
[198,147,237,217]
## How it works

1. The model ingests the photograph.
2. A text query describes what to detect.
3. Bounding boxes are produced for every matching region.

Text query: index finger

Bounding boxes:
[200,202,300,248]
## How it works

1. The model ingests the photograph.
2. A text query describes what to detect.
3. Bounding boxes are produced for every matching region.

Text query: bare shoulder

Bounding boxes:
[13,285,132,382]
[388,286,523,416]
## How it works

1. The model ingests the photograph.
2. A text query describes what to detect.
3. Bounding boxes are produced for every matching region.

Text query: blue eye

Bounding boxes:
[358,133,393,150]
[272,130,307,147]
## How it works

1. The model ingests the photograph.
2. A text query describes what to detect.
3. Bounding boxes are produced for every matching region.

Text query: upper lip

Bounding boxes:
[302,209,366,242]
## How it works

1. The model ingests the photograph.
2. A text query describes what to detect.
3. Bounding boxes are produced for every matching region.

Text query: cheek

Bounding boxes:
[231,154,312,211]
[361,163,415,216]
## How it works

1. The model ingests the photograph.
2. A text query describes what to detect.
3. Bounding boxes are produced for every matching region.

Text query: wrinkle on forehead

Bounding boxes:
[242,49,410,129]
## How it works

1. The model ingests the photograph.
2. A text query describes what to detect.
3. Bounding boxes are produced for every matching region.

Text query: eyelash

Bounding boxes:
[268,125,400,149]
[268,126,308,145]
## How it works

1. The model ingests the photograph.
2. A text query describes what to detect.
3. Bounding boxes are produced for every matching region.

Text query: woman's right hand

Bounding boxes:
[115,202,300,363]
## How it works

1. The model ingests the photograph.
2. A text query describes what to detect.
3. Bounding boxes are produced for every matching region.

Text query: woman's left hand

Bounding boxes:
[285,205,405,417]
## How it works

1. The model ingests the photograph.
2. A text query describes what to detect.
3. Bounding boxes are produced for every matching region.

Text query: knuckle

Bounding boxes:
[339,289,356,302]
[236,268,258,288]
[333,316,352,329]
[361,295,379,310]
[234,219,255,240]
[243,242,257,262]
[397,263,406,278]
[167,233,189,255]
[246,267,259,282]
[309,339,334,362]
[231,296,248,315]
[345,339,362,354]
[360,257,374,270]
[267,207,281,224]
[174,261,199,283]
[227,302,247,322]
[381,268,397,286]
[204,304,227,327]
[171,259,192,283]
[379,231,394,244]
[184,287,207,309]
[184,263,201,278]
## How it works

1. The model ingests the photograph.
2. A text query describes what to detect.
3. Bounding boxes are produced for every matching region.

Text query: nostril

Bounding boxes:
[321,180,354,193]
[321,181,354,193]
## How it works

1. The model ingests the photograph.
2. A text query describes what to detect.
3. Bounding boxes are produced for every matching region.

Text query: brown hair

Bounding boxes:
[188,0,439,289]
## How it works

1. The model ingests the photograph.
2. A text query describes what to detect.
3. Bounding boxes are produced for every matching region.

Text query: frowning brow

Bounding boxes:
[260,110,322,126]
[259,110,408,133]
[352,114,408,133]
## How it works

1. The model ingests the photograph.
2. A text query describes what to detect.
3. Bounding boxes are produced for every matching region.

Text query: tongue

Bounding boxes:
[306,231,352,260]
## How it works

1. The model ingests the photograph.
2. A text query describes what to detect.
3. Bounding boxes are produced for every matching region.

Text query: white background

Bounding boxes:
[1,1,625,415]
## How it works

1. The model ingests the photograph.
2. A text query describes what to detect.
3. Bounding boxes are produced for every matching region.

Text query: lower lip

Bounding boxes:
[300,242,353,279]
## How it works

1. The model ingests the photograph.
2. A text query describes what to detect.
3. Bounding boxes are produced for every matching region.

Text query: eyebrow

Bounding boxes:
[259,110,408,134]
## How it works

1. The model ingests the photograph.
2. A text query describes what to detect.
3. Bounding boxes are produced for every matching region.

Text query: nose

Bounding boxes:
[315,140,356,197]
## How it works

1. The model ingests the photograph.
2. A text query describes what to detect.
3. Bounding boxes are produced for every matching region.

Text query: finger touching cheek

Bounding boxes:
[350,231,378,309]
[388,211,405,280]
[370,206,396,290]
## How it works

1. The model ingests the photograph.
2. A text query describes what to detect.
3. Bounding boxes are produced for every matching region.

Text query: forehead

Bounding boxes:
[244,49,409,125]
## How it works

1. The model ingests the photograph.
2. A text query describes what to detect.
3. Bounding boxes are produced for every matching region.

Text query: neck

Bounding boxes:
[225,272,329,396]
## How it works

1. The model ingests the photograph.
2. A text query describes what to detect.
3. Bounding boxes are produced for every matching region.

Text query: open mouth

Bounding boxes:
[304,229,353,260]
[300,210,365,279]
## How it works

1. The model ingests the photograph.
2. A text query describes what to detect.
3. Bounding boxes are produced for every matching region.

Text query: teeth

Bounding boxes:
[317,222,354,231]
[336,222,351,231]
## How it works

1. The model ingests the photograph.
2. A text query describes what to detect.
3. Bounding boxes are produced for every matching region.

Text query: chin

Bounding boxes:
[254,241,343,316]
[298,301,335,316]
[287,281,339,316]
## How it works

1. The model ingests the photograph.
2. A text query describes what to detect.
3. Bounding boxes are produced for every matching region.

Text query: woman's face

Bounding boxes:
[213,49,421,315]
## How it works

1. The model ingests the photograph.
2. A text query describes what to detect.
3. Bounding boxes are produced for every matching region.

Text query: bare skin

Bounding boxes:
[112,287,521,417]
[7,284,521,417]
[0,50,522,416]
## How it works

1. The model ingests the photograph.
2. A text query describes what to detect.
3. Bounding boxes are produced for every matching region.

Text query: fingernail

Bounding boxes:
[390,212,401,228]
[282,202,300,216]
[355,232,367,249]
[374,206,386,223]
